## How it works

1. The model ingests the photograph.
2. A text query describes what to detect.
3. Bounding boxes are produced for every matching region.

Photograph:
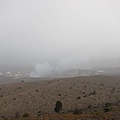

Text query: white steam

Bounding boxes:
[30,63,54,77]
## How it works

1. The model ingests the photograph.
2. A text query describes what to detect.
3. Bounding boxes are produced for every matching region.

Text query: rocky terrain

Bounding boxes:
[0,75,120,119]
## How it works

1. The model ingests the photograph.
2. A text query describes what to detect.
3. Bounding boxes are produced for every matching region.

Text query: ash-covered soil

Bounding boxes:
[0,75,120,119]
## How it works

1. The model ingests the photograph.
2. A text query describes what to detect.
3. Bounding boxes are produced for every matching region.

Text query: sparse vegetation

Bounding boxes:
[58,93,61,96]
[73,108,82,114]
[13,98,16,100]
[54,101,62,113]
[89,91,96,96]
[93,110,99,117]
[76,96,81,99]
[69,86,72,89]
[88,105,92,109]
[35,89,39,92]
[23,113,30,118]
[0,76,119,119]
[37,111,41,116]
[103,102,112,112]
[83,94,87,97]
[21,80,24,82]
[112,88,115,91]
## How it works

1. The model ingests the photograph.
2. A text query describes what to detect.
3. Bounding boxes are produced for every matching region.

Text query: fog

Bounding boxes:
[0,0,120,71]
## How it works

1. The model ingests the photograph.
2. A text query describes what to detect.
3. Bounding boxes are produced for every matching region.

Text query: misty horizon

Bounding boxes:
[0,0,120,71]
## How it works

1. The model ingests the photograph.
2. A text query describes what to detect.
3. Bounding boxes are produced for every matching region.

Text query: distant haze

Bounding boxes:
[0,0,120,70]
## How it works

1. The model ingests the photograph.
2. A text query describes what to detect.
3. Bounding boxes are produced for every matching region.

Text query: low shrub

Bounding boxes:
[23,113,30,118]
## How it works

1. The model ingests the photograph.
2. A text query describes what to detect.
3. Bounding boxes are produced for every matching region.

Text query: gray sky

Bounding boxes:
[0,0,120,69]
